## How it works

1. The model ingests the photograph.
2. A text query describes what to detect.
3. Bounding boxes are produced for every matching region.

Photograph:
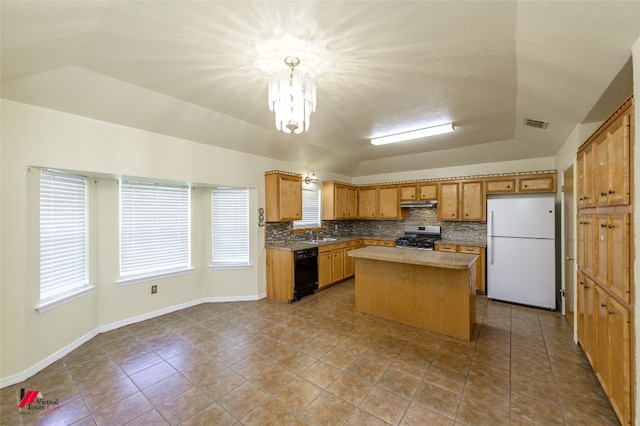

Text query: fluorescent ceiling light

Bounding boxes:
[370,123,455,145]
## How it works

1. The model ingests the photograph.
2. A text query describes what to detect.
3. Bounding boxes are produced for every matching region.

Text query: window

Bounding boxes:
[211,187,250,267]
[294,188,321,229]
[119,181,191,283]
[39,169,89,307]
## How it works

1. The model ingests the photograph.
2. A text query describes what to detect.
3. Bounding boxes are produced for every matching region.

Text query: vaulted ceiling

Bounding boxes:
[2,1,639,176]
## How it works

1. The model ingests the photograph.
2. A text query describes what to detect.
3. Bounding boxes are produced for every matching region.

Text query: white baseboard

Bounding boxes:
[1,293,264,388]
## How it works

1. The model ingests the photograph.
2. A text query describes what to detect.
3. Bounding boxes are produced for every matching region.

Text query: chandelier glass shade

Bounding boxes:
[268,57,316,134]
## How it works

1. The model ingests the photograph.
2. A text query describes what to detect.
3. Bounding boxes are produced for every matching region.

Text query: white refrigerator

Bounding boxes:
[487,194,556,309]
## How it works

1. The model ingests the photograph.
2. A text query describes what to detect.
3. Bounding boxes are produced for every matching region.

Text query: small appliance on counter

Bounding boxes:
[395,225,441,250]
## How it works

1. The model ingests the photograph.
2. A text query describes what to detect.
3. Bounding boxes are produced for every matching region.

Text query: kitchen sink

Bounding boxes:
[305,237,338,244]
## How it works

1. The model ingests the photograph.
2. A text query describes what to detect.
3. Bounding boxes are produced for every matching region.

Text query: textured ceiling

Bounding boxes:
[2,1,639,176]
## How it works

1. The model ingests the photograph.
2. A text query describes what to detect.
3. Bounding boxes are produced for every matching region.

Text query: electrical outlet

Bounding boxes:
[151,285,157,294]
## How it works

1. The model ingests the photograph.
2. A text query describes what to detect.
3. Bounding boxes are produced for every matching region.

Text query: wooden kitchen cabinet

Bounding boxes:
[438,180,484,221]
[517,174,555,192]
[343,240,362,278]
[357,187,377,219]
[266,248,294,302]
[575,96,634,426]
[485,178,516,194]
[265,171,302,222]
[378,185,400,219]
[331,244,345,283]
[595,213,631,303]
[438,182,459,220]
[435,243,486,293]
[577,145,594,208]
[358,185,401,220]
[593,107,631,207]
[318,246,332,289]
[322,182,357,220]
[419,183,438,200]
[400,185,417,201]
[363,239,395,247]
[461,181,485,220]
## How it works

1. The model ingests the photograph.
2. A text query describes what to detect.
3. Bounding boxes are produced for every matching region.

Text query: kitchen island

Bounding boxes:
[348,246,478,340]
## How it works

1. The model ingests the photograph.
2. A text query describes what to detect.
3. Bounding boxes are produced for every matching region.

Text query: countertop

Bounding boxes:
[266,235,398,252]
[348,246,478,270]
[436,239,487,249]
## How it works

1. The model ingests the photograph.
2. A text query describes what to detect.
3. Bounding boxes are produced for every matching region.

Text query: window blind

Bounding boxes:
[120,181,190,281]
[294,188,321,228]
[211,188,249,266]
[40,169,88,304]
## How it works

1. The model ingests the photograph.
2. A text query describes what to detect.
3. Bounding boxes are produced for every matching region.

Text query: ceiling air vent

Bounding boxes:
[524,118,549,129]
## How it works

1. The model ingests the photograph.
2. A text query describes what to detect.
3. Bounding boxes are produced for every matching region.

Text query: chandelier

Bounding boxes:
[268,56,316,134]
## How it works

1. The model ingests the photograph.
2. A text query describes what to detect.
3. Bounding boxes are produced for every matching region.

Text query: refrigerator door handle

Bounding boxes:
[489,237,494,265]
[488,209,493,237]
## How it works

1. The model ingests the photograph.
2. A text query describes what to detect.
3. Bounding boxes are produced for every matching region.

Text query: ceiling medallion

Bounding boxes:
[268,56,316,134]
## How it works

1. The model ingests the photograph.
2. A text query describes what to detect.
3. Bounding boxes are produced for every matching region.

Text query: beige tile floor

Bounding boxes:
[1,280,620,425]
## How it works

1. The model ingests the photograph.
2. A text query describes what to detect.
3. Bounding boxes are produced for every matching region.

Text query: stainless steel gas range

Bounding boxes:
[395,225,441,250]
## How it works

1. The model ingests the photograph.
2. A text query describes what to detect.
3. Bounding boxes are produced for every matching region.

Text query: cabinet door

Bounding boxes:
[583,145,595,207]
[400,185,417,201]
[595,214,609,285]
[346,186,358,219]
[318,251,332,289]
[595,285,610,392]
[607,214,631,303]
[459,246,485,294]
[460,181,485,221]
[419,183,438,200]
[279,175,303,220]
[606,113,631,206]
[577,271,586,345]
[578,275,596,363]
[485,178,515,193]
[576,214,586,268]
[594,133,610,206]
[335,184,347,219]
[580,215,595,277]
[331,249,345,282]
[518,175,555,192]
[358,187,377,219]
[607,296,632,426]
[378,186,400,219]
[438,182,459,220]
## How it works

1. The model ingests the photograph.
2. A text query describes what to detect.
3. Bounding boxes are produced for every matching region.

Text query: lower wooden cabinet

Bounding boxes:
[435,243,486,294]
[319,240,363,290]
[363,239,395,247]
[577,270,632,425]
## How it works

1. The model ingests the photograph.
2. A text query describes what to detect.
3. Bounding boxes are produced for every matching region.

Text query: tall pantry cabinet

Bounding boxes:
[576,96,634,426]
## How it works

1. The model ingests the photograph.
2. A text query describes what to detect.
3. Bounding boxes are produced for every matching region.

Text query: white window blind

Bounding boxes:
[120,181,190,282]
[40,169,88,304]
[294,188,321,228]
[211,188,249,266]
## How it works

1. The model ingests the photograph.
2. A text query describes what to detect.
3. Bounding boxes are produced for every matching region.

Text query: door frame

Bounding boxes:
[562,162,576,339]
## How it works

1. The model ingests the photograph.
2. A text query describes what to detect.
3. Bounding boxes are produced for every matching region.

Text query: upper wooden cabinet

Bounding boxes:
[485,178,516,194]
[400,184,417,201]
[579,99,632,208]
[438,180,485,221]
[322,182,357,220]
[265,171,302,222]
[419,183,438,200]
[518,175,555,192]
[358,185,401,220]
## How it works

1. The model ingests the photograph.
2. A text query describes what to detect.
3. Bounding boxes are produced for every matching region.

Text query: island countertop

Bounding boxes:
[348,246,477,270]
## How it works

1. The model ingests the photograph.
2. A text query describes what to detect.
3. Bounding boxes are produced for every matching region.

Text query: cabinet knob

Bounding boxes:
[608,224,614,229]
[600,224,607,228]
[601,303,607,308]
[600,192,607,197]
[608,310,615,315]
[565,256,574,261]
[608,190,615,194]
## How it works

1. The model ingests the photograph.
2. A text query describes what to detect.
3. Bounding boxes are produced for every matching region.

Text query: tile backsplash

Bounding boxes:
[265,207,487,244]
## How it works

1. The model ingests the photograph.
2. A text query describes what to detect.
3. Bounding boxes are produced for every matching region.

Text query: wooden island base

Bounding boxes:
[353,254,476,341]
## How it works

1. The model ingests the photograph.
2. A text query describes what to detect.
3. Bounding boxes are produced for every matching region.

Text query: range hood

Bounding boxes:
[400,200,437,208]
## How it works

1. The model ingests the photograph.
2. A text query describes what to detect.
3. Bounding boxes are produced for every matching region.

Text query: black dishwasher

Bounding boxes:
[293,247,318,301]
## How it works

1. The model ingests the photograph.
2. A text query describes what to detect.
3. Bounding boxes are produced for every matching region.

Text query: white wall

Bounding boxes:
[0,99,354,385]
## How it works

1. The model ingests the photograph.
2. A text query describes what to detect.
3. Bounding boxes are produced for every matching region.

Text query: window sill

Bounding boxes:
[117,267,195,286]
[37,286,95,314]
[209,263,252,270]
